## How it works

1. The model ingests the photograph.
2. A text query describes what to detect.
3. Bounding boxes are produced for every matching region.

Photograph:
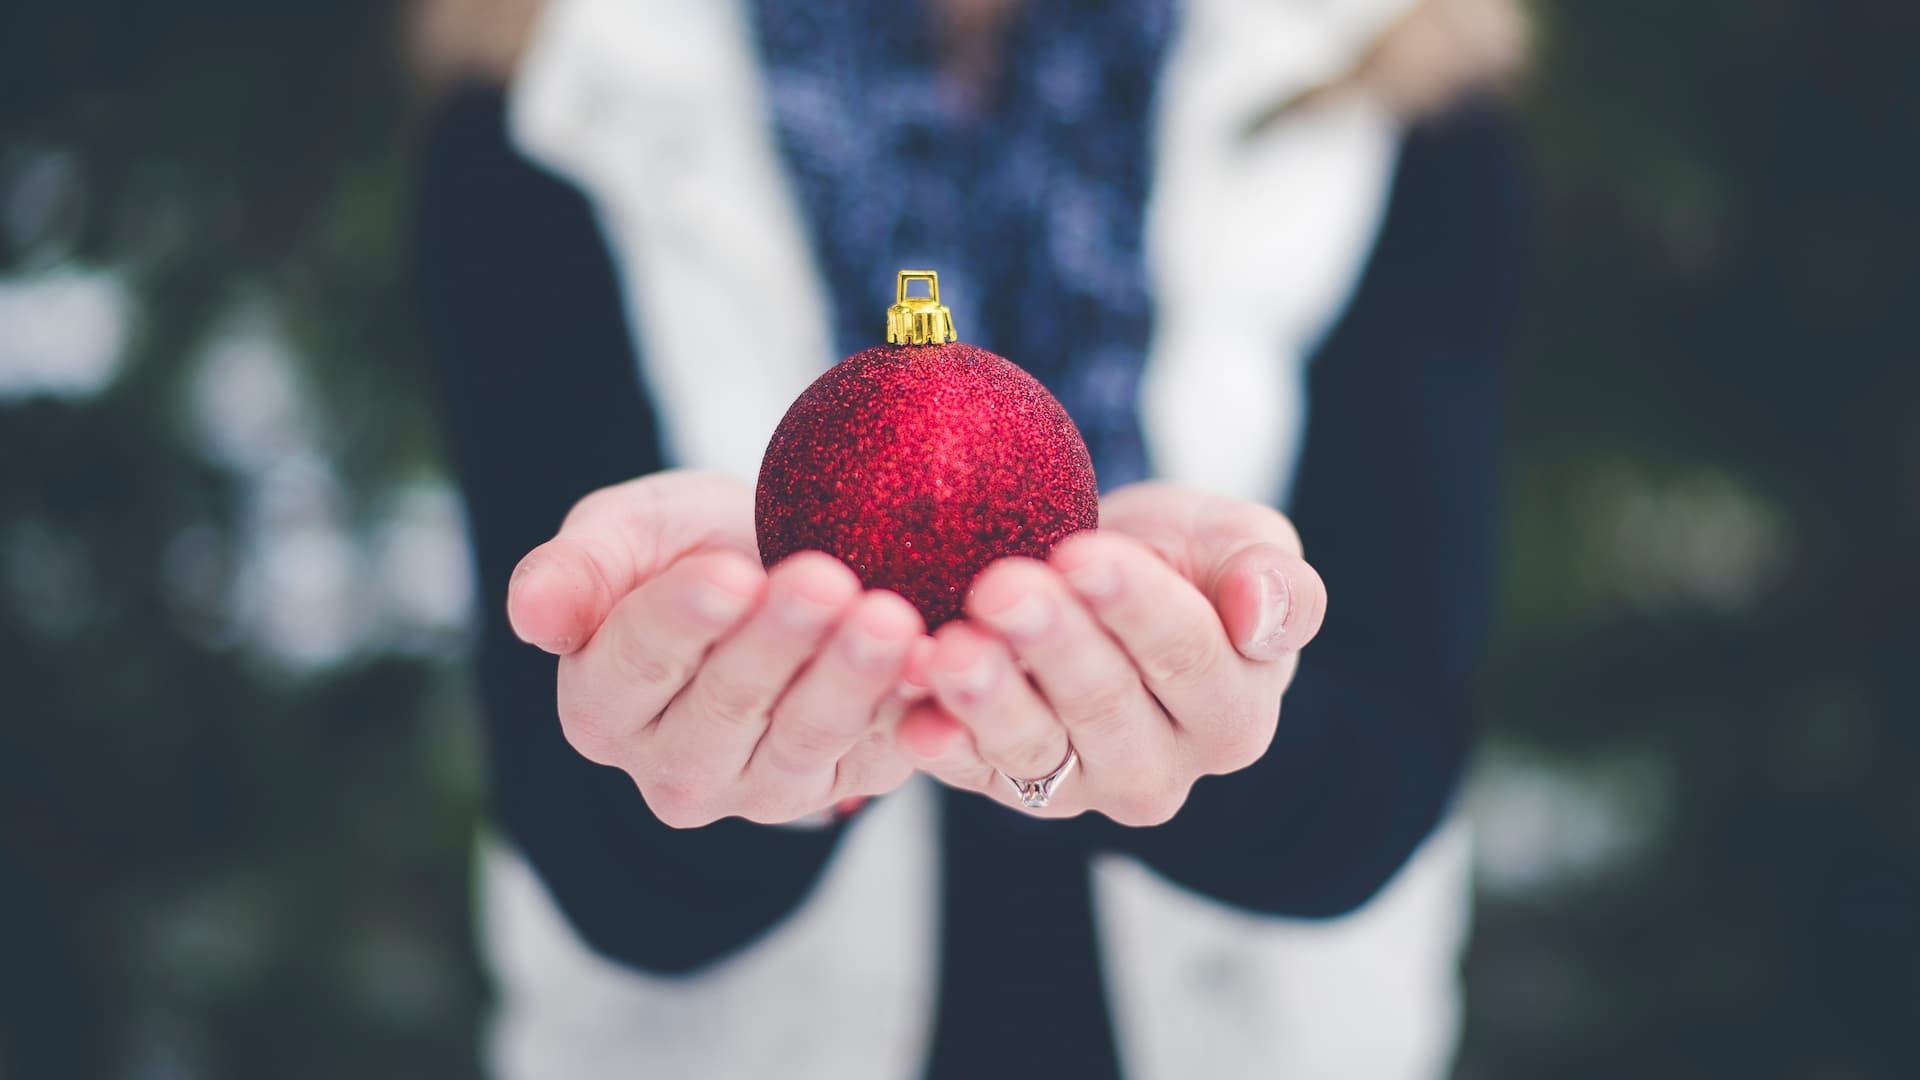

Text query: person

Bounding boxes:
[411,0,1527,1076]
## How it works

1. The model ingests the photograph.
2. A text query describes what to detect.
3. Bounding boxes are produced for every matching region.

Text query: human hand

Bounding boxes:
[508,470,930,828]
[897,483,1327,825]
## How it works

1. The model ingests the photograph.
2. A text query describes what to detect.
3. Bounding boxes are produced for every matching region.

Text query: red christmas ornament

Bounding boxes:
[756,270,1098,628]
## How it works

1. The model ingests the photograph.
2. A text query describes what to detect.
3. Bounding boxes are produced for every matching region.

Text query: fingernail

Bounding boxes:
[939,654,999,704]
[1249,566,1294,654]
[773,588,839,631]
[507,557,543,618]
[844,625,908,670]
[692,581,753,623]
[1060,556,1119,601]
[979,591,1050,638]
[507,557,557,649]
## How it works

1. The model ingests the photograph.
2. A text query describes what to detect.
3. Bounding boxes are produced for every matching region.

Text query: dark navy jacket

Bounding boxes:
[415,85,1521,1079]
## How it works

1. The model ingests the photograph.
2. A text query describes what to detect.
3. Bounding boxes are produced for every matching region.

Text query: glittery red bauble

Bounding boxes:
[755,342,1098,628]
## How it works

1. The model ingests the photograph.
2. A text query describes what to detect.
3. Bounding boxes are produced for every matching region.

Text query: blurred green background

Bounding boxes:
[2,1,1914,1077]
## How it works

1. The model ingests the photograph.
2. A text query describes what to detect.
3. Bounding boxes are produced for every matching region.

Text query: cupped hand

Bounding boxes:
[508,470,931,828]
[897,483,1328,825]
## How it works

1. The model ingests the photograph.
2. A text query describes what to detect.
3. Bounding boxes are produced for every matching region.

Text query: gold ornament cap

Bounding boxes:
[886,270,956,346]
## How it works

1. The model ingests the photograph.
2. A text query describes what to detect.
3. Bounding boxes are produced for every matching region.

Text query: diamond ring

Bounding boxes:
[1000,746,1078,810]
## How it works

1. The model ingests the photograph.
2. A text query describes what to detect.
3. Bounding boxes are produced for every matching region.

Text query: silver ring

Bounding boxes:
[1000,746,1078,810]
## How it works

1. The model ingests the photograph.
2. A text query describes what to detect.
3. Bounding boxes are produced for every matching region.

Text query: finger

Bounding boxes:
[1086,486,1324,660]
[652,552,862,772]
[898,702,999,790]
[926,622,1072,783]
[899,636,937,697]
[1207,543,1327,660]
[1050,533,1282,776]
[1098,482,1304,572]
[897,703,1077,817]
[507,535,623,655]
[964,559,1175,775]
[554,550,762,762]
[1049,532,1242,721]
[508,472,752,654]
[751,590,924,779]
[831,717,918,799]
[896,702,969,760]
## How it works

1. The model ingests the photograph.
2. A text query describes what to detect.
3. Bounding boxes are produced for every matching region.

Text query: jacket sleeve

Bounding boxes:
[412,88,849,973]
[1083,103,1526,916]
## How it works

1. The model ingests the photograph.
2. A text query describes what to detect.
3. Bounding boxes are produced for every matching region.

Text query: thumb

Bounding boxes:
[506,472,754,654]
[1208,542,1327,662]
[506,534,628,655]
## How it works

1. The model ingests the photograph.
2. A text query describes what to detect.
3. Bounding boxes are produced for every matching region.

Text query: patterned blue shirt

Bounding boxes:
[751,1,1174,489]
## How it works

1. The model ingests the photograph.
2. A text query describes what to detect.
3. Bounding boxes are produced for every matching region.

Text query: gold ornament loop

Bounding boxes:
[886,269,956,346]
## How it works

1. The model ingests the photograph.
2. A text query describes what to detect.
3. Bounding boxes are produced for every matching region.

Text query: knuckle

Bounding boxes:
[830,747,878,796]
[739,794,798,826]
[641,777,714,829]
[652,806,707,830]
[1007,729,1069,776]
[739,776,823,825]
[834,750,907,799]
[926,757,994,795]
[1113,783,1188,828]
[1232,719,1279,772]
[1107,759,1165,801]
[1152,783,1195,825]
[615,636,690,694]
[697,667,769,721]
[1066,680,1142,742]
[965,760,1002,791]
[1137,631,1218,688]
[558,716,619,766]
[556,697,632,765]
[827,761,870,800]
[772,709,858,765]
[1199,703,1277,774]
